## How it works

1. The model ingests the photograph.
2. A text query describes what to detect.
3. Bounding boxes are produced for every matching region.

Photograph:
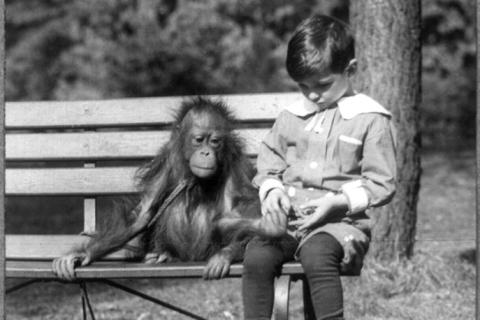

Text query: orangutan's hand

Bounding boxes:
[52,252,91,281]
[203,250,232,280]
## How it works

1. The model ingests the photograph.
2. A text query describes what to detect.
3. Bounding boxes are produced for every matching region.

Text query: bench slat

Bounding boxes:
[6,129,268,161]
[6,167,138,195]
[6,260,304,279]
[7,93,299,129]
[6,235,132,260]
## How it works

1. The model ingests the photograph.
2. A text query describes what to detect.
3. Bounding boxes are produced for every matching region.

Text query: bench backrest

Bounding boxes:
[6,92,302,260]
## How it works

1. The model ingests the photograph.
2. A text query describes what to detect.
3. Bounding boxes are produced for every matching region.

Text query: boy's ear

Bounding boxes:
[345,58,357,76]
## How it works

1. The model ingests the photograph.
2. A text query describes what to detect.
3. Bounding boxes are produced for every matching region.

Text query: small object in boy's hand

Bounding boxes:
[288,205,315,221]
[299,206,316,216]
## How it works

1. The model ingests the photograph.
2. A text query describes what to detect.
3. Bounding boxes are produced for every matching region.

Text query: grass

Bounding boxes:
[6,148,476,319]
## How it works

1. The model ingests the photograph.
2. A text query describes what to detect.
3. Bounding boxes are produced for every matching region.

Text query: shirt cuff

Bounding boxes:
[259,179,285,202]
[341,180,369,214]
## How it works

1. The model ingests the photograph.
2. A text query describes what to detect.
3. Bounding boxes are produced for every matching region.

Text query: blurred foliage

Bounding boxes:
[6,0,316,99]
[421,0,475,147]
[5,0,475,146]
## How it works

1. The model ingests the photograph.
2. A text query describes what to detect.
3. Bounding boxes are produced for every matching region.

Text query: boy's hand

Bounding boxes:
[289,194,348,231]
[262,188,291,219]
[259,188,291,236]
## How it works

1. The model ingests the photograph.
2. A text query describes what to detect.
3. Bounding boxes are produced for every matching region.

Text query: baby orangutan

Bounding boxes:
[52,97,287,281]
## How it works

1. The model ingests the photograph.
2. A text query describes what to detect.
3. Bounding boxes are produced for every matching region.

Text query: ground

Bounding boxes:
[6,148,475,320]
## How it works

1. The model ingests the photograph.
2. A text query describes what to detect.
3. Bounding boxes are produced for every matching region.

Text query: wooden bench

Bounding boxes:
[5,92,323,320]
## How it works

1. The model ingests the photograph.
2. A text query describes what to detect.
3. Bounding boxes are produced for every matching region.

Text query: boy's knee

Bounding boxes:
[243,240,284,276]
[299,233,343,275]
[301,255,336,277]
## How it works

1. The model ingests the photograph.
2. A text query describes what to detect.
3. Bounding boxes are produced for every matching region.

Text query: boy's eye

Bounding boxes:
[299,82,331,91]
[316,81,332,89]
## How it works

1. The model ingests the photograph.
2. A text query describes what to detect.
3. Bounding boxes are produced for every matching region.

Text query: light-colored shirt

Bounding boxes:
[253,93,396,215]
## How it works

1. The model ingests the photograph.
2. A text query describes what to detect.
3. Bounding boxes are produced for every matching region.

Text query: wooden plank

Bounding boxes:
[6,92,298,129]
[7,131,167,161]
[83,163,97,233]
[6,235,86,259]
[6,167,138,195]
[6,235,131,260]
[84,198,96,234]
[6,260,305,279]
[6,128,268,161]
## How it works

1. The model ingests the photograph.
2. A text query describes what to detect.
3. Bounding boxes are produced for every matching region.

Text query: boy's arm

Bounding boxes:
[341,116,397,214]
[253,112,289,201]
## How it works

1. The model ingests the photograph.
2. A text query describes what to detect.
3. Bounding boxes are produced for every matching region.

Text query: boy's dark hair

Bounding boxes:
[286,14,354,81]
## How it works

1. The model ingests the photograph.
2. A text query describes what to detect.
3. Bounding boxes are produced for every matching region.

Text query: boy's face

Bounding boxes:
[297,68,352,109]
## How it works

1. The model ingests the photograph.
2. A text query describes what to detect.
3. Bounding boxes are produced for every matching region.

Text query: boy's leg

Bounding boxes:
[299,232,344,320]
[242,236,297,320]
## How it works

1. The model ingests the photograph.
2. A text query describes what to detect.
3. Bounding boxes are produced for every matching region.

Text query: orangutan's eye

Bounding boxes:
[192,136,204,146]
[209,137,223,148]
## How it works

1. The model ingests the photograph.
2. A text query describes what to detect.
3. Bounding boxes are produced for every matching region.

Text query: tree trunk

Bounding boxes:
[350,1,422,260]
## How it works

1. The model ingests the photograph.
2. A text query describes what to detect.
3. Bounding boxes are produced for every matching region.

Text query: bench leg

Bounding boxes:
[6,279,41,294]
[273,275,291,320]
[79,282,96,320]
[302,277,316,320]
[101,279,207,320]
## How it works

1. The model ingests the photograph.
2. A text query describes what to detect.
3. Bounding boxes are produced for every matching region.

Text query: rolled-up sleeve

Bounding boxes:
[339,115,396,214]
[357,116,396,209]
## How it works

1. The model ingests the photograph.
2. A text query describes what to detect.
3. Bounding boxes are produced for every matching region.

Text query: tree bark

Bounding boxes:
[350,1,422,260]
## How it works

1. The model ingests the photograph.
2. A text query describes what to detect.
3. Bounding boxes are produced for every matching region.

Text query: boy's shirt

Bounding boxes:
[254,93,396,215]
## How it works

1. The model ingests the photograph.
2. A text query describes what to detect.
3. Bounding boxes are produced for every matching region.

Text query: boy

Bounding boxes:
[242,14,396,320]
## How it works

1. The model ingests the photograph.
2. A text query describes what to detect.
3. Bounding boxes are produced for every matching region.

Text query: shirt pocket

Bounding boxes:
[336,135,363,173]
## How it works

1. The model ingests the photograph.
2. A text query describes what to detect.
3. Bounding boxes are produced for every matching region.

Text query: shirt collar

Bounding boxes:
[285,93,391,119]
